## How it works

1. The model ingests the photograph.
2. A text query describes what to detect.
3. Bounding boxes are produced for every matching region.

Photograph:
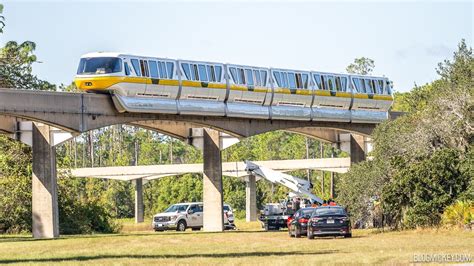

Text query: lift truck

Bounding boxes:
[245,161,324,231]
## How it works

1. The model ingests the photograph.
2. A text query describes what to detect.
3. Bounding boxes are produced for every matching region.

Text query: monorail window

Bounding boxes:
[166,62,174,79]
[144,60,150,77]
[313,74,323,90]
[374,80,382,94]
[238,68,246,84]
[253,70,261,86]
[327,76,335,91]
[364,79,373,94]
[139,60,147,77]
[288,73,296,89]
[295,73,302,89]
[158,62,166,79]
[230,67,238,83]
[131,59,141,76]
[341,77,347,91]
[321,76,328,90]
[182,63,191,80]
[198,64,208,82]
[302,74,308,89]
[281,72,289,88]
[371,80,376,94]
[335,77,342,91]
[386,81,392,95]
[377,80,384,94]
[246,69,254,86]
[207,65,215,82]
[124,62,131,76]
[192,64,199,80]
[77,57,122,75]
[361,79,368,93]
[261,71,267,86]
[215,66,222,82]
[273,71,282,87]
[148,61,159,78]
[353,78,364,93]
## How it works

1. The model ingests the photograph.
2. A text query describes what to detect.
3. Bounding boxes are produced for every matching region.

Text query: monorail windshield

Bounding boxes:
[77,57,122,75]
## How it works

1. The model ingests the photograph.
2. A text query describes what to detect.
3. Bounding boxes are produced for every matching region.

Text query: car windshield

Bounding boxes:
[313,207,346,216]
[164,204,189,213]
[77,57,122,75]
[224,205,230,211]
[300,208,315,217]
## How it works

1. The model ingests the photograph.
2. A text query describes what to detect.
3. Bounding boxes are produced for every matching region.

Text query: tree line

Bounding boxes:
[336,40,473,229]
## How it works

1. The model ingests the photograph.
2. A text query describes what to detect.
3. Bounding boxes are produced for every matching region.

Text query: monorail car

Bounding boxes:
[74,52,393,123]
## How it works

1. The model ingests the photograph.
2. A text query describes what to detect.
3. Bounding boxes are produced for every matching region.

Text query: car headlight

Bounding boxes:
[170,216,177,221]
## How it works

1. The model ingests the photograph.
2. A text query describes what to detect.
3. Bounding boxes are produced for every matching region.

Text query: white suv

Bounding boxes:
[152,202,235,231]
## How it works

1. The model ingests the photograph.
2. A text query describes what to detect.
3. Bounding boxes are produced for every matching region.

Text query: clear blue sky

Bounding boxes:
[1,0,472,92]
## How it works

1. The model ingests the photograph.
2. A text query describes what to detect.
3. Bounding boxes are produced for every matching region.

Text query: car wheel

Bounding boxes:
[176,220,187,232]
[307,230,314,240]
[295,228,301,238]
[192,227,200,231]
[264,224,269,231]
[345,233,352,238]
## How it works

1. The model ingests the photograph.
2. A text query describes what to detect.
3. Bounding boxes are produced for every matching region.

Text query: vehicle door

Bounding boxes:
[187,204,202,227]
[196,204,203,227]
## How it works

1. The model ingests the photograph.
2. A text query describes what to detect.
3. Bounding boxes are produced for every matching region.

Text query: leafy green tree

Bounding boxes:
[0,9,118,234]
[382,149,469,228]
[337,40,473,229]
[0,136,32,233]
[0,41,55,90]
[346,57,375,75]
[0,4,5,34]
[437,39,473,86]
[336,159,388,227]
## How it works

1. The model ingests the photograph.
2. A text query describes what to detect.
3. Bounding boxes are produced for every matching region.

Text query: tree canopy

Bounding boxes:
[346,57,375,75]
[337,39,473,229]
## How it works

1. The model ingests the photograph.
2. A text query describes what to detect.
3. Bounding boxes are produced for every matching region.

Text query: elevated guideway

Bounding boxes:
[67,158,350,181]
[0,87,403,239]
[66,158,349,224]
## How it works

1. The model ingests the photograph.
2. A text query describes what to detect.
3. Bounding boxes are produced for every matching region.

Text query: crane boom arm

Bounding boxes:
[245,161,323,204]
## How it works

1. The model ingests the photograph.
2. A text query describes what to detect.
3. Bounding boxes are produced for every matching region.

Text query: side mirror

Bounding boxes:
[188,209,194,214]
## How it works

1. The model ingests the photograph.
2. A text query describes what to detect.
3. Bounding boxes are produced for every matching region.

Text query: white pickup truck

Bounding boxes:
[152,202,235,231]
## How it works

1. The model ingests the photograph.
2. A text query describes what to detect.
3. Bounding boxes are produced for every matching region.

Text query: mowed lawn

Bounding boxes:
[0,219,473,265]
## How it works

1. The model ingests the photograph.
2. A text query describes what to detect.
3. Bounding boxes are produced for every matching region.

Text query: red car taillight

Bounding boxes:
[298,218,308,223]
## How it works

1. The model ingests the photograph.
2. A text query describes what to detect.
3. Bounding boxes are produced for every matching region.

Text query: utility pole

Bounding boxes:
[320,141,324,197]
[330,148,335,199]
[88,131,94,167]
[305,137,310,181]
[169,139,173,164]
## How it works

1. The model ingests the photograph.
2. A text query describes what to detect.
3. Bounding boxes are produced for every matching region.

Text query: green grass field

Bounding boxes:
[0,219,472,265]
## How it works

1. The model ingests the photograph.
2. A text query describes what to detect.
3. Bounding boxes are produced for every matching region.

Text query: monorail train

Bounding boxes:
[74,52,393,123]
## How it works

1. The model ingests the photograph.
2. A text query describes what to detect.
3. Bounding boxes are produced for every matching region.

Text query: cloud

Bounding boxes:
[395,44,453,59]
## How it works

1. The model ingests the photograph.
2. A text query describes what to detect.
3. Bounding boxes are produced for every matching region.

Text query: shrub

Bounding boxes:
[441,201,474,229]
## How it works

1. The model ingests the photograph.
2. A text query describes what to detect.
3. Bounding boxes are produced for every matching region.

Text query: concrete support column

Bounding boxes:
[202,128,224,231]
[350,134,366,164]
[32,123,59,239]
[134,178,144,223]
[245,175,257,222]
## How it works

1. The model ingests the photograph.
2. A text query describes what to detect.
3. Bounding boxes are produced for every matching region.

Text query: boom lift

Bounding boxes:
[245,161,324,230]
